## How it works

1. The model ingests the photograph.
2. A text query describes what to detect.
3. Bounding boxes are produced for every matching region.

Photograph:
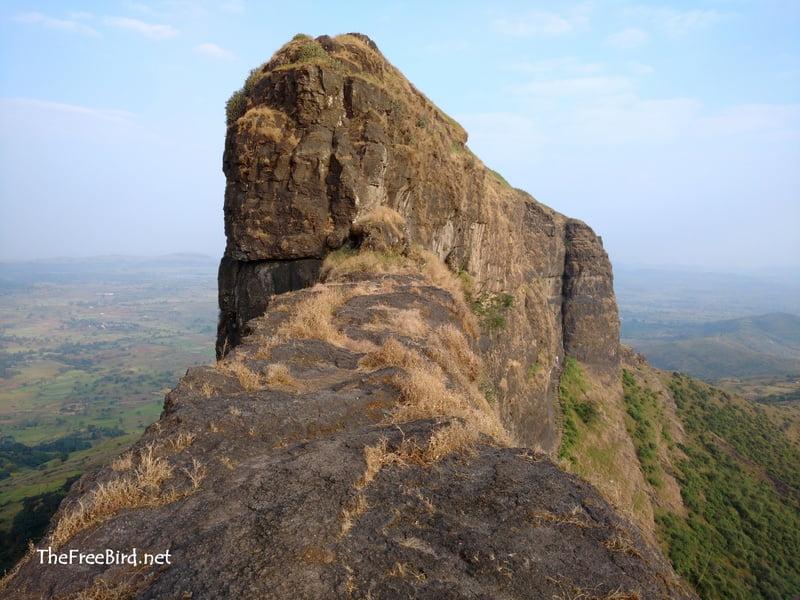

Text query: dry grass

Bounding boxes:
[218,455,237,470]
[321,248,405,281]
[221,358,262,391]
[236,105,293,144]
[363,306,429,339]
[69,576,142,600]
[49,443,184,549]
[277,285,348,342]
[425,421,481,462]
[0,542,34,593]
[426,324,482,384]
[321,244,477,338]
[183,458,207,491]
[110,452,133,472]
[602,529,645,560]
[410,247,478,339]
[391,363,510,446]
[262,362,299,389]
[548,576,643,600]
[167,431,196,453]
[339,494,369,536]
[359,337,425,371]
[386,561,427,582]
[354,205,405,227]
[359,323,511,450]
[525,507,601,530]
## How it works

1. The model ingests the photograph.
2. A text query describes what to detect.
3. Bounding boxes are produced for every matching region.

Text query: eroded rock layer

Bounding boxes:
[3,270,692,599]
[217,32,619,450]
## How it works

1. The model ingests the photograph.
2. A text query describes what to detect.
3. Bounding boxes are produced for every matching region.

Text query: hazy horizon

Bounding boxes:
[1,1,798,271]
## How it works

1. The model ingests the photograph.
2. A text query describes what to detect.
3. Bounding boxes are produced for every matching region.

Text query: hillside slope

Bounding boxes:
[1,252,692,598]
[625,312,800,380]
[613,351,800,598]
[8,32,798,599]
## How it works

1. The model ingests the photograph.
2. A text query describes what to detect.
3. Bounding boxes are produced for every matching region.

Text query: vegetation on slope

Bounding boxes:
[558,357,596,463]
[622,369,667,488]
[654,373,800,599]
[623,312,800,381]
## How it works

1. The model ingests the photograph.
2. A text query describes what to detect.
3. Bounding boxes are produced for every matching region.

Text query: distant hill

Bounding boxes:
[0,254,217,286]
[615,266,800,324]
[625,312,800,380]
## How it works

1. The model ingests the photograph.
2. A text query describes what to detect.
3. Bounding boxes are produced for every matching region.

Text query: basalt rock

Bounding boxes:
[2,272,693,599]
[216,33,619,451]
[0,33,689,600]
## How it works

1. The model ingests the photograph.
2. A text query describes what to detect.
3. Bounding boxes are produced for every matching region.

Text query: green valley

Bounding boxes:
[0,256,217,571]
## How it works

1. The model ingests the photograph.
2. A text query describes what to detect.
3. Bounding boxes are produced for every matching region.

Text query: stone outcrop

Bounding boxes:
[2,267,693,599]
[217,32,619,450]
[1,34,693,599]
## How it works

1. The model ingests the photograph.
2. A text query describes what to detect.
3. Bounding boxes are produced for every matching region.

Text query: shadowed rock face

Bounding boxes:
[216,32,619,450]
[2,272,693,599]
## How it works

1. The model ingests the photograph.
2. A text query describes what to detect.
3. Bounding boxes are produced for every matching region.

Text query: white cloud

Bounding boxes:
[570,97,702,144]
[503,57,604,75]
[122,1,155,14]
[493,3,591,37]
[13,12,101,37]
[627,61,654,76]
[516,76,634,97]
[219,0,245,13]
[195,42,234,60]
[0,98,136,125]
[627,7,732,36]
[662,9,729,36]
[103,16,180,39]
[606,27,649,49]
[696,103,800,140]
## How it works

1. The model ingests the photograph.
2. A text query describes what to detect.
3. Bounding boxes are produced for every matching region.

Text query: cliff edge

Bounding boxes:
[1,34,694,599]
[216,32,619,451]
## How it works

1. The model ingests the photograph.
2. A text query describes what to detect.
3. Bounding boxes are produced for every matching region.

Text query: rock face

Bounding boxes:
[217,32,620,450]
[3,269,692,599]
[2,33,693,599]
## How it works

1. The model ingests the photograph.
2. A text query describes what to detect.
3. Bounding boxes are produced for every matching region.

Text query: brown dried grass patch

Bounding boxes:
[220,358,262,391]
[426,324,481,384]
[338,493,369,537]
[321,249,405,281]
[359,337,425,371]
[354,205,405,227]
[167,431,196,452]
[50,444,178,548]
[391,362,511,447]
[263,363,298,389]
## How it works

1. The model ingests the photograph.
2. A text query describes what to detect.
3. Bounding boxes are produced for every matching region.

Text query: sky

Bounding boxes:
[0,0,798,272]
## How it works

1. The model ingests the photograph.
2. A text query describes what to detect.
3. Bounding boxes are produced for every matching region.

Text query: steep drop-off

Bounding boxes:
[216,32,619,451]
[1,34,697,598]
[2,256,691,598]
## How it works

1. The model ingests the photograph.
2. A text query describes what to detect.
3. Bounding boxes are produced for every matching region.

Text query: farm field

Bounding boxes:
[0,255,218,570]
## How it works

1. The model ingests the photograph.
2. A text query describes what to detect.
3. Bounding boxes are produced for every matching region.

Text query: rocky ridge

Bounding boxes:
[3,260,692,598]
[216,32,619,451]
[1,34,695,598]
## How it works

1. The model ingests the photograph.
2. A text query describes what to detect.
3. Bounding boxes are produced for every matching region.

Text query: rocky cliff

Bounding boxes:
[216,32,619,451]
[3,264,691,598]
[1,34,695,599]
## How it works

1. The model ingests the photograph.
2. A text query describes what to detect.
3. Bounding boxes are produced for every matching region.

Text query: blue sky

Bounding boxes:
[1,0,798,271]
